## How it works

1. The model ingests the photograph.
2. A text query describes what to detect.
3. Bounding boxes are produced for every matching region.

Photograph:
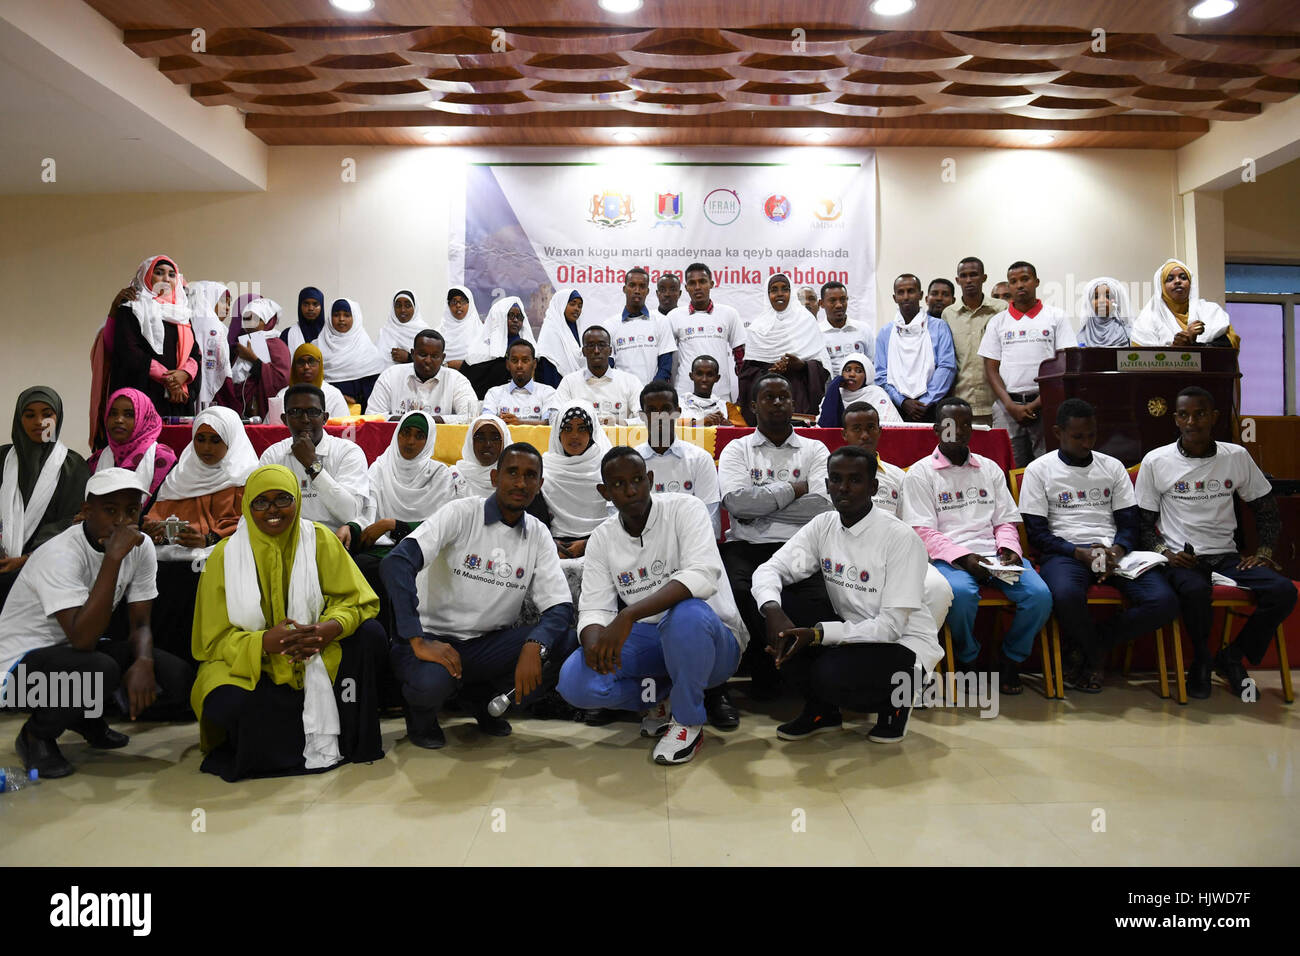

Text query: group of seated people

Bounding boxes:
[1,330,1292,780]
[91,252,1239,480]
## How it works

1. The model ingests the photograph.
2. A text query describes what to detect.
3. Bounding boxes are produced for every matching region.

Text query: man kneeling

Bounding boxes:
[558,449,748,766]
[753,447,942,743]
[382,443,577,749]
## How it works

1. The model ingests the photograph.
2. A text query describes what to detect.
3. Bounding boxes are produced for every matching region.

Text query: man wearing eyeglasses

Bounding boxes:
[552,325,643,426]
[258,384,371,530]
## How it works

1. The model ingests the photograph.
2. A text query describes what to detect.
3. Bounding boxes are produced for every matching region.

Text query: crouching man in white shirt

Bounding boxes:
[381,443,578,749]
[558,449,748,766]
[753,447,942,743]
[259,384,370,538]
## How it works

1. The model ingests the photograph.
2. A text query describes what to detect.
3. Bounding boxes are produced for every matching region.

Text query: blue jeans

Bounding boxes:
[935,561,1052,664]
[1037,555,1180,670]
[557,598,741,726]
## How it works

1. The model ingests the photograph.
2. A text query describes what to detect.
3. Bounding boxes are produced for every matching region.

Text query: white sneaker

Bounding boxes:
[639,698,671,737]
[652,721,703,765]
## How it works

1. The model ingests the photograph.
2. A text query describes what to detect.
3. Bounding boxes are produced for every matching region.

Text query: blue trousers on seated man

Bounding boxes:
[933,560,1052,675]
[558,597,740,729]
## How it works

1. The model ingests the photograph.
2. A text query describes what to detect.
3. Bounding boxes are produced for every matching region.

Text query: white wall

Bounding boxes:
[0,145,1184,453]
[1224,156,1300,261]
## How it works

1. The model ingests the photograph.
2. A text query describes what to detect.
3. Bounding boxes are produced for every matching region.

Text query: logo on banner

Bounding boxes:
[764,195,792,223]
[654,192,684,228]
[703,188,741,226]
[589,190,635,228]
[813,197,843,222]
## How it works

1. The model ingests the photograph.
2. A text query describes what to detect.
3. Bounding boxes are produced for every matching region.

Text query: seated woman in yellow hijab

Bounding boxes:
[1132,258,1239,349]
[191,464,385,781]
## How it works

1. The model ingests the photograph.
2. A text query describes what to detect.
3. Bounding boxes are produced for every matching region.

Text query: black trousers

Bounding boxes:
[1162,555,1298,665]
[780,641,918,714]
[3,641,193,739]
[722,540,837,689]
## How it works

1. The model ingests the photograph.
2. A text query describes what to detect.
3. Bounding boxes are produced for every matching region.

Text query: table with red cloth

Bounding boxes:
[714,424,1014,472]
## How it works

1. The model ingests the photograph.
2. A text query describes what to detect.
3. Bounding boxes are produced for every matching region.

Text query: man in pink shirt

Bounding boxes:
[899,397,1051,695]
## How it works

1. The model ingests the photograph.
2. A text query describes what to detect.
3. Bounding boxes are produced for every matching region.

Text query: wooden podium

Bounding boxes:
[1037,347,1239,467]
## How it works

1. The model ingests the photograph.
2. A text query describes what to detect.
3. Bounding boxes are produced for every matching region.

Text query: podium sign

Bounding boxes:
[1116,350,1204,372]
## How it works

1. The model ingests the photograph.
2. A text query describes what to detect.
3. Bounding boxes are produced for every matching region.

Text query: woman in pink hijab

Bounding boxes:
[88,388,178,500]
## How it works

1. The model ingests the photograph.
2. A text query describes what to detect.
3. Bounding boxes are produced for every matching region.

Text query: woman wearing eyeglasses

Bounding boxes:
[190,463,386,781]
[256,384,371,538]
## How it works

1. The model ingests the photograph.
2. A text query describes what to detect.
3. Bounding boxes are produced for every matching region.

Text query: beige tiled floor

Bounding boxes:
[2,674,1298,866]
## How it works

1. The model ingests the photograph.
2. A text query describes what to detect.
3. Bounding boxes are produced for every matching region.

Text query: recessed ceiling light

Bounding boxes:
[1189,0,1236,19]
[330,0,375,11]
[870,0,915,15]
[598,0,643,12]
[423,130,448,141]
[806,130,830,142]
[613,130,638,142]
[1028,133,1056,146]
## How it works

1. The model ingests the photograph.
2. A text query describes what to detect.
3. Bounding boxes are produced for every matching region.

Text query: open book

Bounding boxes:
[1111,550,1168,580]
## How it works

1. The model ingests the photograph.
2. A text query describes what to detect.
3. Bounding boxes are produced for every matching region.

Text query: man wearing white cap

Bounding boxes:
[0,469,194,779]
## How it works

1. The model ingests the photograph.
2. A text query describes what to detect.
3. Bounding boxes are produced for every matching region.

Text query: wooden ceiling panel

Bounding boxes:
[88,3,1300,149]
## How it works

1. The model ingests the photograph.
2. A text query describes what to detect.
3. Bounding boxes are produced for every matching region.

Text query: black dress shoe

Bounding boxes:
[1214,648,1251,698]
[404,711,446,750]
[704,687,740,730]
[76,718,129,750]
[16,722,74,779]
[473,710,512,737]
[1187,660,1213,699]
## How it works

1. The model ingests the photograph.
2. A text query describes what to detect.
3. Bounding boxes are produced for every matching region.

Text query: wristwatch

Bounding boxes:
[525,639,549,661]
[305,460,323,481]
[1155,543,1171,557]
[811,625,824,646]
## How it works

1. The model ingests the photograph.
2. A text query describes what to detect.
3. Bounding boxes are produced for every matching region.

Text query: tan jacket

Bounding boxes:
[942,296,1007,416]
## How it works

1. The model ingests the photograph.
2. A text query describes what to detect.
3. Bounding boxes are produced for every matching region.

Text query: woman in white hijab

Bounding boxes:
[541,404,611,558]
[186,280,234,408]
[349,411,454,555]
[440,286,483,370]
[736,273,829,424]
[318,297,387,411]
[452,413,513,501]
[376,290,432,366]
[1132,258,1237,349]
[1077,277,1134,348]
[535,289,586,387]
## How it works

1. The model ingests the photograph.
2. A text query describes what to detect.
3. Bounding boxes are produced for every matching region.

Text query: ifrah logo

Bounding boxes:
[49,886,151,936]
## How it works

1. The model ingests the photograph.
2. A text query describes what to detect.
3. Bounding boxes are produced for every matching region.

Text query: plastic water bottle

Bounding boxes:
[0,767,38,792]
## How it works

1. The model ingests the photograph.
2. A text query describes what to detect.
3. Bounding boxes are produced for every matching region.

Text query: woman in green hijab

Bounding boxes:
[0,386,89,608]
[191,463,385,781]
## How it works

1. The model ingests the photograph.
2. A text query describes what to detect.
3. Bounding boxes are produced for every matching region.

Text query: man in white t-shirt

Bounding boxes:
[608,267,675,386]
[719,372,835,699]
[978,261,1076,467]
[259,384,370,531]
[1019,398,1178,693]
[1135,386,1296,700]
[366,330,479,423]
[381,443,577,749]
[901,397,1052,695]
[840,401,954,628]
[480,339,556,425]
[637,380,722,538]
[754,447,943,743]
[818,280,875,379]
[553,325,643,425]
[0,469,194,779]
[669,262,746,404]
[558,449,747,765]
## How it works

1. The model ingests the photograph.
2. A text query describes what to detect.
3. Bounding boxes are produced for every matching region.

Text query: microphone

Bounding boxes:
[488,690,515,717]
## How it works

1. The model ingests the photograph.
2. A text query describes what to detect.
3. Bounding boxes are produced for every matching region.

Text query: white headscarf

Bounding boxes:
[127,254,192,354]
[452,414,513,499]
[1077,276,1133,348]
[744,274,826,364]
[157,406,258,501]
[467,296,538,365]
[1132,258,1231,348]
[318,298,387,382]
[368,411,455,522]
[232,298,282,385]
[439,286,483,363]
[885,311,936,399]
[376,290,432,364]
[535,289,585,377]
[541,404,612,538]
[186,280,233,407]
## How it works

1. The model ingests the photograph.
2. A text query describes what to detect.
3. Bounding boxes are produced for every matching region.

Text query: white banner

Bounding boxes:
[450,153,877,336]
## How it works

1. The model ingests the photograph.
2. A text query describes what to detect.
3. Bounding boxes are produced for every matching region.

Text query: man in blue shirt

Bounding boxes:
[874,273,957,422]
